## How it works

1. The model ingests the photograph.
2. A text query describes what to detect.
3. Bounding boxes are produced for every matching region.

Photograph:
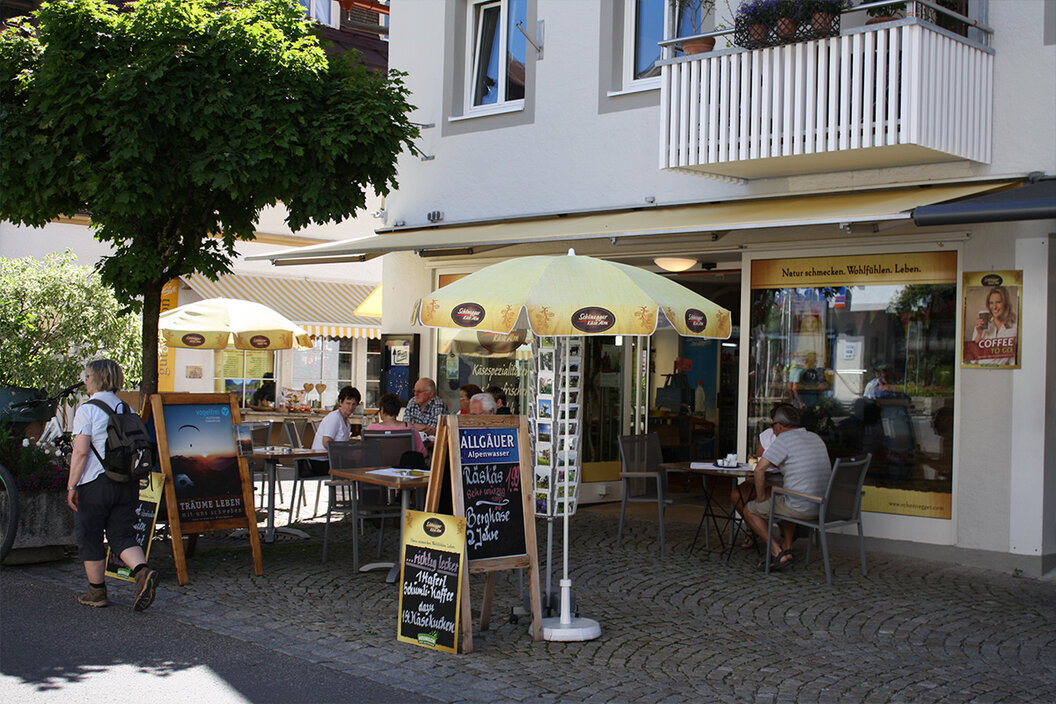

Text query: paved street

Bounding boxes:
[3,490,1055,703]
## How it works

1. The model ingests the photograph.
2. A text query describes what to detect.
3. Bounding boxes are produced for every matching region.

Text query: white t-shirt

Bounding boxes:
[71,391,125,486]
[311,409,350,450]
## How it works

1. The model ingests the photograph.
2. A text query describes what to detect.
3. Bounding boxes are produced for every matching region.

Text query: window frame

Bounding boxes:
[619,0,665,94]
[464,0,527,117]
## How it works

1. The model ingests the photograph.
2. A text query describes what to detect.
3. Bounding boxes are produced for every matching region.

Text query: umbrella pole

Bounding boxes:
[542,336,600,641]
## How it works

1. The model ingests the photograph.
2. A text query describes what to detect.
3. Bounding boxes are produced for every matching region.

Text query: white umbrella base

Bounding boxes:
[540,616,601,641]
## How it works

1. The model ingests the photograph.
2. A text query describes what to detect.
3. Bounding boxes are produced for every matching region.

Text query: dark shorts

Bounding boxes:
[73,475,140,562]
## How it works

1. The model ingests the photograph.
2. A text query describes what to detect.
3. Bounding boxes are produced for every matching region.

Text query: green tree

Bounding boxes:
[0,0,418,394]
[0,252,143,390]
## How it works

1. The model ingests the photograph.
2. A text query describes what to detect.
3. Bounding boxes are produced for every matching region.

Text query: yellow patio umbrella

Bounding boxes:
[159,298,313,351]
[414,251,732,339]
[413,250,731,642]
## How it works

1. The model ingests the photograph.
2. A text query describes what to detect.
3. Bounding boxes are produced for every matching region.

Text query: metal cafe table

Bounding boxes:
[253,446,328,543]
[328,466,432,583]
[661,461,780,562]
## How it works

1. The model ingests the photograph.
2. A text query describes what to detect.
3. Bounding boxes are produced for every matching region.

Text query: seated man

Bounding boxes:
[485,385,512,414]
[404,377,449,434]
[742,403,831,571]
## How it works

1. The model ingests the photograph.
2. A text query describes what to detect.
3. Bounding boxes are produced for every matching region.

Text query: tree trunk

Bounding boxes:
[140,279,163,396]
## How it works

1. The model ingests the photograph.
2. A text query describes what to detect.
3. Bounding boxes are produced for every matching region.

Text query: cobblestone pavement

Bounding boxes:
[14,497,1056,704]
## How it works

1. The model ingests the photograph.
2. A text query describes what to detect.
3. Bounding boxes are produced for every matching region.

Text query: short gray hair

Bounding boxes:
[772,403,801,428]
[469,393,497,414]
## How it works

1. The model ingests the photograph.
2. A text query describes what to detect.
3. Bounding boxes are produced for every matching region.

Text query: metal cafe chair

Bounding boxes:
[765,453,873,584]
[617,432,703,556]
[285,419,328,520]
[322,439,400,566]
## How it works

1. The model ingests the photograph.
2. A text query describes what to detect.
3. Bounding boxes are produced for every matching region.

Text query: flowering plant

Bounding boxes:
[805,0,849,12]
[736,0,778,25]
[0,424,68,493]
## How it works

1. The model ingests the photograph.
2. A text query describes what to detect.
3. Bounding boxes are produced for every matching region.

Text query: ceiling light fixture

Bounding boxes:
[653,256,698,272]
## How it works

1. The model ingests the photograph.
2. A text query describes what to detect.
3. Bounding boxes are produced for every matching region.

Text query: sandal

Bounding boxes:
[758,549,794,572]
[740,534,756,549]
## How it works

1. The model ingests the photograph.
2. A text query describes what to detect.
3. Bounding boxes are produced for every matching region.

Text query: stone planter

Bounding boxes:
[3,490,75,564]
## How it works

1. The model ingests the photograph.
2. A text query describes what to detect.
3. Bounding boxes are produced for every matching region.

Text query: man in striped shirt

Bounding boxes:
[744,403,831,571]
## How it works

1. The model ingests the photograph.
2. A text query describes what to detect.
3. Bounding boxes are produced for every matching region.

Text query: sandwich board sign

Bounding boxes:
[398,510,469,653]
[426,414,542,642]
[150,393,262,585]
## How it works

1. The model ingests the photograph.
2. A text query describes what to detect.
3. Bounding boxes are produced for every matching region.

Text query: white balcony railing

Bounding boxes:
[659,20,993,180]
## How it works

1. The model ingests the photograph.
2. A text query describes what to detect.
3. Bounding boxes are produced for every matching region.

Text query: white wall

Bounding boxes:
[386,0,1056,230]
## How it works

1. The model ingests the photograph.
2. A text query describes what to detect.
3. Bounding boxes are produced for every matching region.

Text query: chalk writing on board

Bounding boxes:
[399,512,467,653]
[458,426,526,560]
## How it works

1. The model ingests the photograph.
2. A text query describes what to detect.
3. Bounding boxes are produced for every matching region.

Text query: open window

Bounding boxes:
[466,0,527,113]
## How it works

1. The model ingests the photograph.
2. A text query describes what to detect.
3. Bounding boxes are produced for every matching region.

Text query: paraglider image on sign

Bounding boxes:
[160,403,245,522]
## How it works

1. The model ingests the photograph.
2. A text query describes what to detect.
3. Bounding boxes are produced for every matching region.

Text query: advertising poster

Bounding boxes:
[397,511,467,654]
[161,402,245,523]
[961,270,1022,369]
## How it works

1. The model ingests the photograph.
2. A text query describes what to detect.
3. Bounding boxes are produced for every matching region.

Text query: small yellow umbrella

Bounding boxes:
[159,298,312,351]
[414,252,732,339]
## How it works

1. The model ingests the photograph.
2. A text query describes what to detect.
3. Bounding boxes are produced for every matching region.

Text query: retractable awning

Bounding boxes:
[246,182,1017,266]
[182,273,381,339]
[912,178,1056,226]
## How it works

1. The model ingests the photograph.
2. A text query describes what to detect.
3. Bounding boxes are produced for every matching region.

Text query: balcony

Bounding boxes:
[659,15,993,181]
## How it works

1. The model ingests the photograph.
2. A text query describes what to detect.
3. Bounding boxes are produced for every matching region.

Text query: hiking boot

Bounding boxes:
[133,567,158,612]
[77,585,108,608]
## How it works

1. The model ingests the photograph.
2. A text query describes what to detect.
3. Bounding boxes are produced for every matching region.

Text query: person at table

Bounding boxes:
[309,386,359,475]
[404,377,449,434]
[486,385,512,414]
[742,403,831,571]
[863,364,893,400]
[250,372,276,408]
[366,393,427,456]
[731,406,779,544]
[469,392,497,415]
[457,383,483,414]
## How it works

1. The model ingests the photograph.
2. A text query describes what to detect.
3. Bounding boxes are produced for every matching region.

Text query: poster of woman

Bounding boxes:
[962,271,1022,369]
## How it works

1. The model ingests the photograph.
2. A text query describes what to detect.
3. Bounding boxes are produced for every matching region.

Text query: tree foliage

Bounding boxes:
[0,252,142,390]
[0,0,419,393]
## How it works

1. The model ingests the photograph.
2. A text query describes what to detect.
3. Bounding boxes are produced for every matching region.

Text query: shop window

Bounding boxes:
[292,337,356,409]
[215,349,275,408]
[748,252,958,519]
[297,0,337,28]
[467,0,527,111]
[434,328,531,415]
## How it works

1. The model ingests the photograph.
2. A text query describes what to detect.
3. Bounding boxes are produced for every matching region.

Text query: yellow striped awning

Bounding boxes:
[182,273,381,339]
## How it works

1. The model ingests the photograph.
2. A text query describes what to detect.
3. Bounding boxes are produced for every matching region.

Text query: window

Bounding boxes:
[292,337,357,409]
[468,0,527,111]
[215,350,275,408]
[298,0,337,29]
[621,0,664,89]
[748,252,958,520]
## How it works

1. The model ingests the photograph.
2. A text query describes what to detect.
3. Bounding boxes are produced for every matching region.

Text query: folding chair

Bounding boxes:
[617,432,704,556]
[765,453,872,584]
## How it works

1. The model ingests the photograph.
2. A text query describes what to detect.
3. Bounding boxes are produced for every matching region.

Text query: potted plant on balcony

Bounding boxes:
[803,0,847,39]
[772,0,804,41]
[671,0,718,54]
[734,0,777,49]
[864,0,906,24]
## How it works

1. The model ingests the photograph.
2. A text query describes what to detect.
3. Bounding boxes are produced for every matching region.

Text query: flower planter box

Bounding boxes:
[3,490,75,564]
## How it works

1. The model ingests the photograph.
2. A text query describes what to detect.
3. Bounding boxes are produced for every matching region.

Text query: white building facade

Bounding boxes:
[262,1,1056,575]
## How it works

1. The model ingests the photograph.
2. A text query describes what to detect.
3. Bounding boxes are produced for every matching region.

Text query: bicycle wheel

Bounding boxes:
[0,462,19,564]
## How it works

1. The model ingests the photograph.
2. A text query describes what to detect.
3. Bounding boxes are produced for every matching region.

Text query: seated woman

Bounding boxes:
[457,383,483,415]
[365,393,427,457]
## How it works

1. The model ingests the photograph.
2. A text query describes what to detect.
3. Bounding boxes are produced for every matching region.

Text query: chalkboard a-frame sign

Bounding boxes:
[151,393,263,585]
[398,510,469,654]
[426,415,543,642]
